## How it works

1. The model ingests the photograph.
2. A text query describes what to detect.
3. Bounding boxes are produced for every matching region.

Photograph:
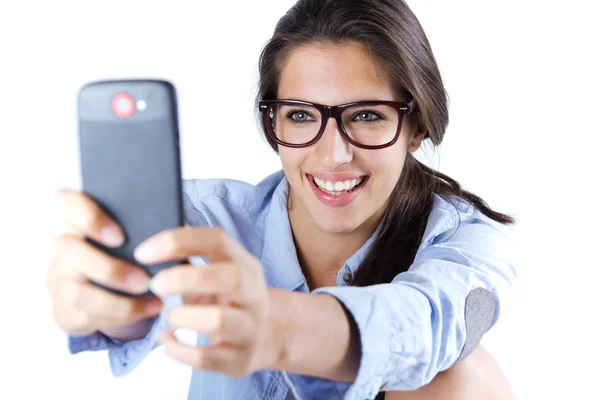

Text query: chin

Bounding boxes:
[312,211,363,235]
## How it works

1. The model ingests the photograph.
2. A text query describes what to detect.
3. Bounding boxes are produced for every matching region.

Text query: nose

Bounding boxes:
[314,117,353,169]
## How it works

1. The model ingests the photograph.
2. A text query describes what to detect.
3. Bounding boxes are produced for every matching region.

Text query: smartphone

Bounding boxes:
[77,79,184,297]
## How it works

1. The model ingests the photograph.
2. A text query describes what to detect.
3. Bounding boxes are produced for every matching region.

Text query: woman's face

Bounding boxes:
[278,42,424,235]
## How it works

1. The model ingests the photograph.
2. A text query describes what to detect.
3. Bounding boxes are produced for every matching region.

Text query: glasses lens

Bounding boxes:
[341,104,399,146]
[270,103,322,145]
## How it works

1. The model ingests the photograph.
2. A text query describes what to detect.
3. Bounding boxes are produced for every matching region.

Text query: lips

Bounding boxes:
[307,173,368,207]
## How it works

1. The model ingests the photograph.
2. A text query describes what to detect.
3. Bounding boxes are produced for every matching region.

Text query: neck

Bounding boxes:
[288,194,382,291]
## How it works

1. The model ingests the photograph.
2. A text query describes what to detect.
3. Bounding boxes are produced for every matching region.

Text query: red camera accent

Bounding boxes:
[112,93,135,119]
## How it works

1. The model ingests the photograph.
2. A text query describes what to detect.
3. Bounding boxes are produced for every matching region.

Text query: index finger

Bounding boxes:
[52,234,150,295]
[53,188,125,248]
[134,227,246,265]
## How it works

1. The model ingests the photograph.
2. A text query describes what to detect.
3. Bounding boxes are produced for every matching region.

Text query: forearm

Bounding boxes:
[268,288,361,381]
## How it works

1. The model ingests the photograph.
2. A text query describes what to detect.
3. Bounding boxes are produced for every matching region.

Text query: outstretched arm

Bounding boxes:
[138,208,515,400]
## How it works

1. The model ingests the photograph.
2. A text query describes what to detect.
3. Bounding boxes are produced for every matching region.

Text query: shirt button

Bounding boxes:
[342,273,352,283]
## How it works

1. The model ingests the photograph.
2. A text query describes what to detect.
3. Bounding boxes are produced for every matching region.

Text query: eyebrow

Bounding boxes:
[278,96,398,104]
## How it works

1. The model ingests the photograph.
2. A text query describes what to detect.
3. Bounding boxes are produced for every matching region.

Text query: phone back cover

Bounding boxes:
[78,79,184,293]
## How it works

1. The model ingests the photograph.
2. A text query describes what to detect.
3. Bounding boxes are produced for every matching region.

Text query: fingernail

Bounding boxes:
[134,241,158,263]
[149,274,166,296]
[100,224,124,247]
[125,272,149,293]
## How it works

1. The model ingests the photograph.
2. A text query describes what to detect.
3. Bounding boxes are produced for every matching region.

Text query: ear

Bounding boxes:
[408,128,427,153]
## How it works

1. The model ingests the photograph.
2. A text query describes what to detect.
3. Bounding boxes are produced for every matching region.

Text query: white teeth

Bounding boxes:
[313,176,364,194]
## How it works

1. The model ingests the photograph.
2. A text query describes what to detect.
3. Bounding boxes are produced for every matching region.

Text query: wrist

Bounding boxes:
[265,288,360,381]
[265,288,295,371]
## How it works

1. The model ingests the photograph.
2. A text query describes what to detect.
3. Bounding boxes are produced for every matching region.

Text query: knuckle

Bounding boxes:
[50,233,75,256]
[230,264,242,291]
[198,267,217,284]
[214,307,226,334]
[65,281,85,307]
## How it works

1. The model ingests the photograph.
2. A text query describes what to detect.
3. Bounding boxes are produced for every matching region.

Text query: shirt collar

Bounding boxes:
[260,171,306,291]
[344,218,384,275]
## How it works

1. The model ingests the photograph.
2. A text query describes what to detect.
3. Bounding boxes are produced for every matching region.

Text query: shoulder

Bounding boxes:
[419,194,517,292]
[181,169,285,229]
[421,193,513,251]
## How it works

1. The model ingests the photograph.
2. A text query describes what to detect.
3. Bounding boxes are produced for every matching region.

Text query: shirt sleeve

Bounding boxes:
[67,293,182,377]
[282,210,517,400]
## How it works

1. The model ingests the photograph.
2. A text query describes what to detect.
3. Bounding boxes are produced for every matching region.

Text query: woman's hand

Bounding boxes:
[46,189,164,340]
[135,227,283,377]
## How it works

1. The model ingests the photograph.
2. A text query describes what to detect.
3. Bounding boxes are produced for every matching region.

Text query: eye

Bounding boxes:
[287,110,316,123]
[353,111,383,122]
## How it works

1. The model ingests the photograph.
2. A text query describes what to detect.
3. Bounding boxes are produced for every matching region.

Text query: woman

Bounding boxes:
[47,0,517,399]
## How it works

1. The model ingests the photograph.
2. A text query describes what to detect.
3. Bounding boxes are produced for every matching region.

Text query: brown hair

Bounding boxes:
[256,2,514,394]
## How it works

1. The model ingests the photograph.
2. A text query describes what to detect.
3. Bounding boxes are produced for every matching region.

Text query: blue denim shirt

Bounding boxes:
[69,169,516,400]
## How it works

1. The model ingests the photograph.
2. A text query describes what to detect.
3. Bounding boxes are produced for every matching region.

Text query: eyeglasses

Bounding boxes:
[258,99,414,150]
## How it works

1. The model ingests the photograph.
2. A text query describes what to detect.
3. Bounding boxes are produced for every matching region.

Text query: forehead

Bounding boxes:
[277,42,398,105]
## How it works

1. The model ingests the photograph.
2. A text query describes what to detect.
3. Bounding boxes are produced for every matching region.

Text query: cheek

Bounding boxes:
[366,148,406,192]
[278,147,310,176]
[364,146,405,177]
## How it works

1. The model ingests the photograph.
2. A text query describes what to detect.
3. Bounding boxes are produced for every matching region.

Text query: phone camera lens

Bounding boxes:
[112,93,135,118]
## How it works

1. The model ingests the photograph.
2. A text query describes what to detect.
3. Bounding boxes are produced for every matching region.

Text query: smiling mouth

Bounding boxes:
[308,174,368,196]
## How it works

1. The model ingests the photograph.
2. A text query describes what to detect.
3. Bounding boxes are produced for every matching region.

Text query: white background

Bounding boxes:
[1,0,598,399]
